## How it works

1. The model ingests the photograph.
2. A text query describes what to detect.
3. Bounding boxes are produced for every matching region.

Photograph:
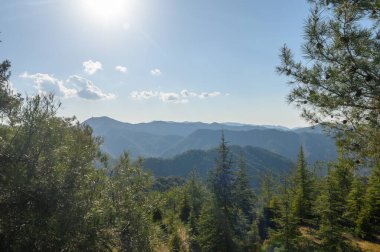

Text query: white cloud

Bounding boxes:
[20,72,115,101]
[199,91,221,99]
[159,92,188,104]
[130,89,222,103]
[115,65,127,73]
[150,68,162,76]
[180,89,197,98]
[67,75,116,100]
[130,90,158,100]
[83,60,102,75]
[20,72,77,98]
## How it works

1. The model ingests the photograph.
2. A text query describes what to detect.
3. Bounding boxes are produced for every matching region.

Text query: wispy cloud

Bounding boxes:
[67,75,116,100]
[180,89,197,98]
[199,91,221,99]
[159,92,188,104]
[130,89,222,103]
[20,72,115,101]
[115,65,127,73]
[150,68,162,76]
[20,72,77,98]
[83,60,102,75]
[130,90,158,100]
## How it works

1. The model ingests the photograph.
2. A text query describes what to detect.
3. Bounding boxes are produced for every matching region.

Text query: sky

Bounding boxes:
[0,0,312,128]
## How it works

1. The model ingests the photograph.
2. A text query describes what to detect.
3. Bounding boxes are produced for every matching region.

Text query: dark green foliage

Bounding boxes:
[152,176,186,192]
[356,163,380,238]
[0,71,158,251]
[198,197,230,252]
[233,154,256,220]
[291,147,315,225]
[277,0,380,164]
[277,1,380,246]
[168,232,182,252]
[153,208,163,223]
[0,95,110,251]
[0,60,21,118]
[206,133,237,251]
[110,154,156,252]
[269,179,300,251]
[316,160,354,251]
[184,169,205,239]
[179,195,191,223]
[345,175,365,230]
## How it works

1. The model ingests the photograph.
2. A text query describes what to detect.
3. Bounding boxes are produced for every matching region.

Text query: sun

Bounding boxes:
[82,0,128,23]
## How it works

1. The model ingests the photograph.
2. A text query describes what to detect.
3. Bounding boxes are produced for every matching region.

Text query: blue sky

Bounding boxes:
[1,0,311,127]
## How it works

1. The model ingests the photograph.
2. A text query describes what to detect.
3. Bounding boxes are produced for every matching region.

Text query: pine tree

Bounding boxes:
[110,154,156,252]
[257,171,277,240]
[184,169,205,237]
[277,0,380,163]
[207,132,236,251]
[291,146,314,225]
[270,178,299,251]
[197,196,227,252]
[344,175,365,230]
[233,153,256,221]
[356,163,380,238]
[209,132,234,210]
[231,154,257,251]
[317,161,354,251]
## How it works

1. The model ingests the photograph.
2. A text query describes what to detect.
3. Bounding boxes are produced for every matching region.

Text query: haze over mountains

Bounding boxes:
[84,116,337,164]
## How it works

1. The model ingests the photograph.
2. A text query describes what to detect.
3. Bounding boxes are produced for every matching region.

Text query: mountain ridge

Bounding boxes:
[83,116,337,163]
[142,145,295,188]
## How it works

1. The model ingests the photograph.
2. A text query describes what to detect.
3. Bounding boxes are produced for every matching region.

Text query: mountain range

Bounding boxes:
[84,116,337,163]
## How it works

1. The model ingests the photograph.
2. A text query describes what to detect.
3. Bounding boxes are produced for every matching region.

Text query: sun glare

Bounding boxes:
[82,0,128,23]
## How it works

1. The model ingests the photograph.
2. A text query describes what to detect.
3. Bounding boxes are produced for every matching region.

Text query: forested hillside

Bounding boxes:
[1,0,380,251]
[143,145,294,188]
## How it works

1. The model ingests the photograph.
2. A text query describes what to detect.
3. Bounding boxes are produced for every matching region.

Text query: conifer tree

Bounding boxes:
[291,146,314,225]
[110,154,156,252]
[209,132,234,210]
[185,169,205,237]
[207,132,236,251]
[316,161,354,251]
[233,153,256,220]
[356,163,380,238]
[197,196,227,252]
[277,0,380,163]
[270,178,299,251]
[257,171,277,240]
[344,175,365,230]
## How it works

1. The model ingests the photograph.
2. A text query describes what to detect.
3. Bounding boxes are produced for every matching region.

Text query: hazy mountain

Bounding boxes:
[162,128,337,163]
[84,116,337,163]
[85,116,284,137]
[143,145,295,188]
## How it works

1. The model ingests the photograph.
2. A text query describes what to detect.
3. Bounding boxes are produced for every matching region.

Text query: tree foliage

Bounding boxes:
[0,60,21,119]
[291,147,314,225]
[277,0,380,163]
